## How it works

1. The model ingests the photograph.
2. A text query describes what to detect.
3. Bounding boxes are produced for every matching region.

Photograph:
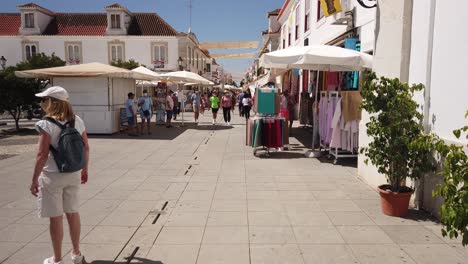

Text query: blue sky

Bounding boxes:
[3,0,285,78]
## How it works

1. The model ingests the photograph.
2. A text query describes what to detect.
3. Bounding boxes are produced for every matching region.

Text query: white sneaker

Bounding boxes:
[43,257,63,264]
[71,252,84,264]
[212,120,215,125]
[227,122,230,126]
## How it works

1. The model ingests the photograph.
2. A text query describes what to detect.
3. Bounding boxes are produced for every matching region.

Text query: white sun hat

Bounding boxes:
[35,86,70,101]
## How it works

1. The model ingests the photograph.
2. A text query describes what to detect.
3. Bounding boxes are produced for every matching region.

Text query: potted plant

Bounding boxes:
[433,113,467,246]
[360,72,435,217]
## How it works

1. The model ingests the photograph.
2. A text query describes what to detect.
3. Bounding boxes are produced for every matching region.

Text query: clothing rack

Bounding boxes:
[328,91,360,164]
[246,115,287,157]
[319,91,339,153]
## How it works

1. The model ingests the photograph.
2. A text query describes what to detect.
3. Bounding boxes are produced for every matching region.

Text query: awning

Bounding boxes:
[15,62,161,80]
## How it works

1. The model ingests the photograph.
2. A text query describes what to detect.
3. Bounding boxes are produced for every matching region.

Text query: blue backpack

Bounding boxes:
[45,117,85,173]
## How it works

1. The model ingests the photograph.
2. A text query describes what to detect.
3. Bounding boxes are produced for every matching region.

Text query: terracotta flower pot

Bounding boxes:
[377,185,414,217]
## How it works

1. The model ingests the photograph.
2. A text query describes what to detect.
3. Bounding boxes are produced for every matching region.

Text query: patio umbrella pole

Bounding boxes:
[305,70,322,158]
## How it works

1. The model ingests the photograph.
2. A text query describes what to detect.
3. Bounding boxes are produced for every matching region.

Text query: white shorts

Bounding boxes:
[38,171,81,218]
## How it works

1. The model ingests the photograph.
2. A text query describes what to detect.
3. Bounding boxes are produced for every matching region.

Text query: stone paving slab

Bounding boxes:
[0,112,467,264]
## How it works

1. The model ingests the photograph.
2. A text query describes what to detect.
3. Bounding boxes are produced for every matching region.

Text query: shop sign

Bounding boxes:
[320,0,342,17]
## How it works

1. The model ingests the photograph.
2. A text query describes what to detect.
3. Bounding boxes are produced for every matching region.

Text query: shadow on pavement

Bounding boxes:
[89,121,234,141]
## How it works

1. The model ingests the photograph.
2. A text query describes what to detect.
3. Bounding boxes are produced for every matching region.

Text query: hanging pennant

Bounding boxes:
[320,0,342,17]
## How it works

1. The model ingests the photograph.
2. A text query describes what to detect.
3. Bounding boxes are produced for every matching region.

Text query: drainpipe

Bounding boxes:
[423,0,436,133]
[415,0,436,210]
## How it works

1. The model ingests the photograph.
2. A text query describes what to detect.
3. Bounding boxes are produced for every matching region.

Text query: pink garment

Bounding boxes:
[330,98,342,148]
[319,97,328,143]
[221,96,232,108]
[325,95,338,144]
[327,72,339,91]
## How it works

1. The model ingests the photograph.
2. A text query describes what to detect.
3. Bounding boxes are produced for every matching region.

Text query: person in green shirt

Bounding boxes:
[209,91,220,125]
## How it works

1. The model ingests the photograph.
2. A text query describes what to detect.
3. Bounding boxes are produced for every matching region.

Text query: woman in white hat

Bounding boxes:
[31,86,89,264]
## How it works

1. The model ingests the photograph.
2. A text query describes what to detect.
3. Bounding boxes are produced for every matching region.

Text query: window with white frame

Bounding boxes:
[295,5,300,40]
[23,43,38,60]
[305,0,311,32]
[282,25,286,48]
[24,13,34,28]
[65,43,82,64]
[110,14,121,29]
[109,42,124,62]
[317,0,324,21]
[187,47,191,65]
[152,43,167,68]
[191,48,194,66]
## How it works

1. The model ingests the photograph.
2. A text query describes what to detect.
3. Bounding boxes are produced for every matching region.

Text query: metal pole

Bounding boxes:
[305,70,321,158]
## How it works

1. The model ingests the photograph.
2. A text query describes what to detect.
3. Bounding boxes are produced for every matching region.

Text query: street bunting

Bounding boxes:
[210,53,255,59]
[200,41,259,50]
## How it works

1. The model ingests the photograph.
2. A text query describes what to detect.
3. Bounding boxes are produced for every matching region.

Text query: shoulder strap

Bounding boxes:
[44,117,67,130]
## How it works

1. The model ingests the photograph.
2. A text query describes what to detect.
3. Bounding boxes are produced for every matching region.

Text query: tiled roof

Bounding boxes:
[42,13,107,36]
[0,14,21,35]
[127,13,179,36]
[32,12,180,36]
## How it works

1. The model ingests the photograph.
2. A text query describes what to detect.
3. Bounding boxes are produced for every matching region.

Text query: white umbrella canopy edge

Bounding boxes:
[15,62,162,80]
[161,70,214,85]
[260,45,373,71]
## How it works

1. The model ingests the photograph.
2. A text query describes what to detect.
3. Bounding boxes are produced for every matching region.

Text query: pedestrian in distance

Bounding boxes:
[31,86,89,264]
[242,89,253,120]
[237,90,244,117]
[210,90,220,125]
[138,89,153,135]
[191,90,201,122]
[230,91,236,113]
[172,90,179,121]
[166,90,175,128]
[126,92,139,136]
[221,90,232,125]
[200,92,207,116]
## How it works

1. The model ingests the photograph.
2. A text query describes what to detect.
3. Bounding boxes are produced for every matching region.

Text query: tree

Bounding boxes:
[110,59,141,70]
[0,53,65,131]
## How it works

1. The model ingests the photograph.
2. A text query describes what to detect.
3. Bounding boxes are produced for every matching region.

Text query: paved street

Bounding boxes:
[0,112,466,264]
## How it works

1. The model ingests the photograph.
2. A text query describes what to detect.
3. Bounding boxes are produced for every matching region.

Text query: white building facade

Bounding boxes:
[0,3,212,76]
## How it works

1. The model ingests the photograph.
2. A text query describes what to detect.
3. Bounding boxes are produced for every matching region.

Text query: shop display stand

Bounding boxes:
[329,147,358,164]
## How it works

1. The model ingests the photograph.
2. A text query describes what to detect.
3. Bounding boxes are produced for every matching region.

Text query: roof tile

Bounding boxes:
[0,14,21,35]
[42,13,107,36]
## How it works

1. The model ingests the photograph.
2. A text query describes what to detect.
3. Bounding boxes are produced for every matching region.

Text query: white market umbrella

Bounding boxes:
[260,45,373,158]
[260,45,373,71]
[15,62,161,80]
[132,66,161,86]
[160,71,214,85]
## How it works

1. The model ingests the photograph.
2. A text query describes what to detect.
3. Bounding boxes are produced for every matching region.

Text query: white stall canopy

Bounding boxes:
[132,66,161,86]
[161,71,214,85]
[15,62,160,80]
[260,45,373,71]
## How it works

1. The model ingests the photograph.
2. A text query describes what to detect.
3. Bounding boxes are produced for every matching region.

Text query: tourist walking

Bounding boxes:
[242,90,252,120]
[287,91,296,129]
[138,89,153,135]
[200,93,207,116]
[31,86,89,264]
[221,90,232,125]
[210,90,220,125]
[191,90,201,122]
[166,90,174,128]
[237,91,244,117]
[230,92,236,113]
[125,92,139,136]
[172,91,179,121]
